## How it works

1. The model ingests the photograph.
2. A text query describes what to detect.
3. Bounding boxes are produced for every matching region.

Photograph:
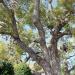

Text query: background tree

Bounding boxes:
[14,62,32,75]
[0,61,14,75]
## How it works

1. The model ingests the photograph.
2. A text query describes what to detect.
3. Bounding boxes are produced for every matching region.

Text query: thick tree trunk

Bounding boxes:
[50,55,60,75]
[43,66,52,75]
[41,59,60,75]
[14,32,61,75]
[40,48,60,75]
[48,36,61,75]
[40,61,53,75]
[49,49,60,75]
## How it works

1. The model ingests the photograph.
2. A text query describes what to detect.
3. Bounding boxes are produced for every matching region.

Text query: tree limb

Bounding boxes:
[0,0,47,66]
[48,0,53,9]
[10,10,19,38]
[57,31,71,39]
[14,37,44,63]
[52,18,69,36]
[32,0,49,54]
[0,30,47,66]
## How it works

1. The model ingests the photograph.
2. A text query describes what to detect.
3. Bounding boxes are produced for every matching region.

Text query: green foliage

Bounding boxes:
[0,61,14,75]
[71,28,75,36]
[59,0,75,11]
[14,63,32,75]
[0,41,9,61]
[16,0,33,25]
[19,27,33,45]
[61,64,64,75]
[0,4,12,33]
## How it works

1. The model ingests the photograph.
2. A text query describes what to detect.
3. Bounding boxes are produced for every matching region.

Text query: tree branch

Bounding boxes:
[0,0,48,66]
[0,30,46,66]
[48,0,53,10]
[14,37,44,63]
[57,31,71,39]
[53,18,69,36]
[10,10,19,38]
[32,0,48,54]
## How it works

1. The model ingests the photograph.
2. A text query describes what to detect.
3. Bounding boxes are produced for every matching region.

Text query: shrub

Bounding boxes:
[14,62,32,75]
[0,61,14,75]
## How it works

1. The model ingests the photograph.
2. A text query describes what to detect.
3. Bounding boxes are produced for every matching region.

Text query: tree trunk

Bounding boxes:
[39,49,60,75]
[40,60,53,75]
[49,49,60,75]
[48,36,61,75]
[14,34,61,75]
[50,55,60,75]
[41,59,60,75]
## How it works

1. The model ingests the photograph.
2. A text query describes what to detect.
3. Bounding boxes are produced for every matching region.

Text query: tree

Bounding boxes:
[0,0,75,75]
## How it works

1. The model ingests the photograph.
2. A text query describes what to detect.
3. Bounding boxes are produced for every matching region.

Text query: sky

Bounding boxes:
[43,0,57,10]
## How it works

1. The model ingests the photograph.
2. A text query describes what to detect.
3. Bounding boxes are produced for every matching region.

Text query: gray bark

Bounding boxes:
[49,37,60,75]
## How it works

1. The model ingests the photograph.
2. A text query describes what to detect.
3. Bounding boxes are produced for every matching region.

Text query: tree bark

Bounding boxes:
[48,36,61,75]
[38,36,61,75]
[49,52,60,75]
[14,37,55,75]
[49,49,60,75]
[41,57,60,75]
[39,60,54,75]
[14,37,59,75]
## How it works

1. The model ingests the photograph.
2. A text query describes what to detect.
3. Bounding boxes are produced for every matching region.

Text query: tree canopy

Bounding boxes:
[0,0,75,75]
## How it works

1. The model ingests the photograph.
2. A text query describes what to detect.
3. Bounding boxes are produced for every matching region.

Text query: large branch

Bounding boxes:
[0,30,49,68]
[10,10,19,38]
[14,37,45,64]
[0,31,47,66]
[32,0,48,54]
[0,0,47,65]
[57,31,71,39]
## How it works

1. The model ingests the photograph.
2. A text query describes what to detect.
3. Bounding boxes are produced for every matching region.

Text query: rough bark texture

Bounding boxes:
[48,32,61,75]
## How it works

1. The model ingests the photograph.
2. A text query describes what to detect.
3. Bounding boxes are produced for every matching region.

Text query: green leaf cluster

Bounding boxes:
[0,61,14,75]
[14,62,32,75]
